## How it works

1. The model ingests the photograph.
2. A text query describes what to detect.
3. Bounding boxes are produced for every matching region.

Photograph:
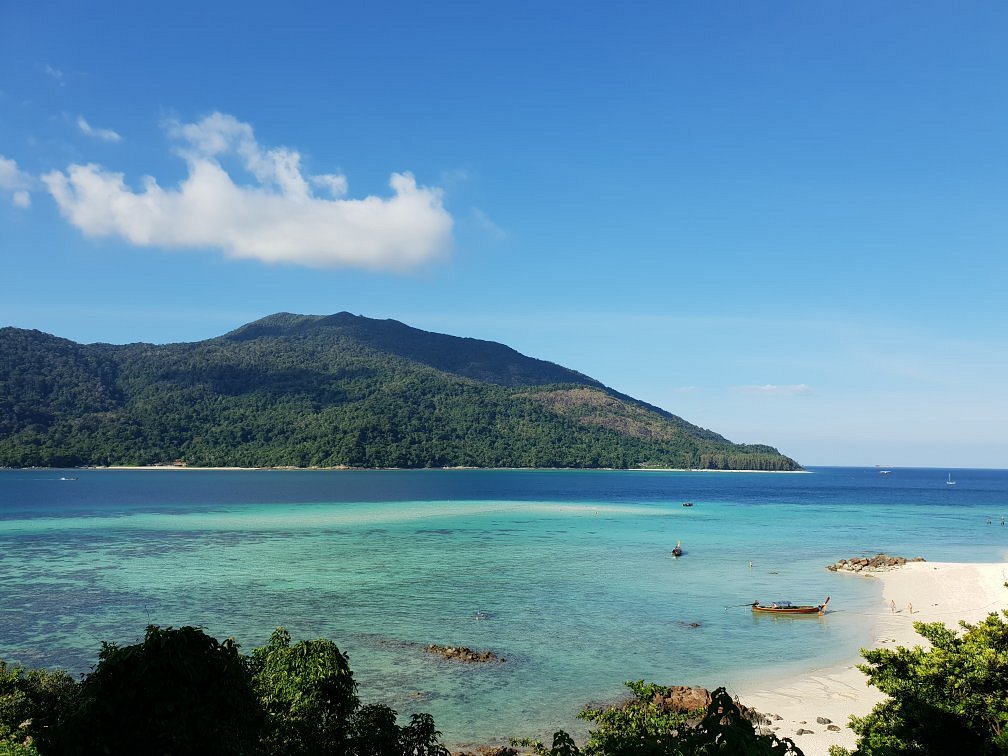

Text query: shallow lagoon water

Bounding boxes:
[2,467,1006,747]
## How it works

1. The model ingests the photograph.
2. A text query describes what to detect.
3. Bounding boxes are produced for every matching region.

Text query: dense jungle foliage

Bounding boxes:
[0,313,800,471]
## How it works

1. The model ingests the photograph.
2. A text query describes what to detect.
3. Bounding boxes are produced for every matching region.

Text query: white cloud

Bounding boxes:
[43,64,65,85]
[0,156,23,187]
[77,116,122,143]
[311,173,348,197]
[0,155,32,208]
[733,384,814,396]
[43,112,454,270]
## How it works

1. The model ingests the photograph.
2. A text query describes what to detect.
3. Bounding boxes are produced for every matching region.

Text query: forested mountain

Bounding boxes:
[0,313,800,470]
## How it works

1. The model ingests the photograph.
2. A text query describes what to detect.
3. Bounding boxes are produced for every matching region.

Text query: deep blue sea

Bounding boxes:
[2,467,1006,747]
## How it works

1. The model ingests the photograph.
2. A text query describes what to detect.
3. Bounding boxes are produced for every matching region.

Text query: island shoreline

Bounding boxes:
[12,465,812,473]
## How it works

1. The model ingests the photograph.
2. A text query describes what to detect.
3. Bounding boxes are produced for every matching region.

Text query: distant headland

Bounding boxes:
[0,312,800,472]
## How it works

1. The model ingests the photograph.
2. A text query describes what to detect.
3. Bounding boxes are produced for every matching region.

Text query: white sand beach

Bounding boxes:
[734,561,1008,755]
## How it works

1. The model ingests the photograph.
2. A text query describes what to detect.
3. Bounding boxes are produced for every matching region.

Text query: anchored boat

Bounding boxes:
[752,596,829,615]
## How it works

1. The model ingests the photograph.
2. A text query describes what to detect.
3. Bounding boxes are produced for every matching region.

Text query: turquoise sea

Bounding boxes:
[2,467,1006,748]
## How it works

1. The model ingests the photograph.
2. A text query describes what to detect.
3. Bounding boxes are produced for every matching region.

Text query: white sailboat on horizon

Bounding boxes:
[947,473,956,486]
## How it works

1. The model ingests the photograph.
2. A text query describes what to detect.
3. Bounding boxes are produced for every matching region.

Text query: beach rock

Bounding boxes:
[652,685,712,712]
[816,716,832,724]
[426,644,504,664]
[796,728,815,736]
[828,724,842,732]
[826,553,925,573]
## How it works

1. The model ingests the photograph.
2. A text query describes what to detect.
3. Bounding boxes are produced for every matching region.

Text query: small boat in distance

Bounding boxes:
[682,501,694,507]
[947,473,956,486]
[671,540,684,558]
[752,596,830,615]
[879,470,891,475]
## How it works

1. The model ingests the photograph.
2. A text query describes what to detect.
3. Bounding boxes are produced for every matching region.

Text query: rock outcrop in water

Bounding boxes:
[426,644,505,664]
[826,553,925,573]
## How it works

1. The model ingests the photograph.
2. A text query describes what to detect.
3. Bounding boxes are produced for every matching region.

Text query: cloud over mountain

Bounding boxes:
[43,113,453,270]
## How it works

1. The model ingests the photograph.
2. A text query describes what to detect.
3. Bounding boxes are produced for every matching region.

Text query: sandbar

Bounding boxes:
[733,561,1008,755]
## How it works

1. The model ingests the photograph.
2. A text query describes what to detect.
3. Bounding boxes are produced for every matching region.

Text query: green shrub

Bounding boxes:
[0,660,76,754]
[250,627,358,755]
[63,625,263,755]
[516,683,803,755]
[835,610,1008,755]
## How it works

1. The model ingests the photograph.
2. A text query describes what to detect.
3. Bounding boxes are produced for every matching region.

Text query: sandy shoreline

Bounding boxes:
[733,561,1008,755]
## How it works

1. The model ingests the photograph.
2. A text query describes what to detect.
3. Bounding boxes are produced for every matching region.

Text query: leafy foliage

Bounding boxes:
[250,628,359,755]
[0,724,41,756]
[349,706,450,756]
[248,628,450,756]
[0,314,800,470]
[63,625,263,755]
[0,661,76,755]
[835,610,1008,755]
[516,683,804,755]
[2,625,450,756]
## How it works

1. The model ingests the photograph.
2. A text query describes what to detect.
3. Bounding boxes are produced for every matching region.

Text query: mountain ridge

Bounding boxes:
[0,314,800,471]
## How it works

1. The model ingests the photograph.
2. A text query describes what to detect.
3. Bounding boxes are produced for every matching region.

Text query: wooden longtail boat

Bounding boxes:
[752,596,830,615]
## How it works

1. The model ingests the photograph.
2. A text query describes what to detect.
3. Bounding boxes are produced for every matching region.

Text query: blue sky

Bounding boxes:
[2,2,1006,468]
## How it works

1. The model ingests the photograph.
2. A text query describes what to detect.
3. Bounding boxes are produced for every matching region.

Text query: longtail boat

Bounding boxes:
[752,596,830,615]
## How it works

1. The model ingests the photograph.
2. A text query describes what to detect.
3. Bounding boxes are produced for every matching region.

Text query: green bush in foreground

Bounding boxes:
[0,661,76,755]
[1,625,449,756]
[516,681,804,755]
[250,627,359,755]
[64,625,263,755]
[831,610,1008,756]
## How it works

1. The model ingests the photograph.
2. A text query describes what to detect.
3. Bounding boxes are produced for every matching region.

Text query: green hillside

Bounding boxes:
[0,313,800,470]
